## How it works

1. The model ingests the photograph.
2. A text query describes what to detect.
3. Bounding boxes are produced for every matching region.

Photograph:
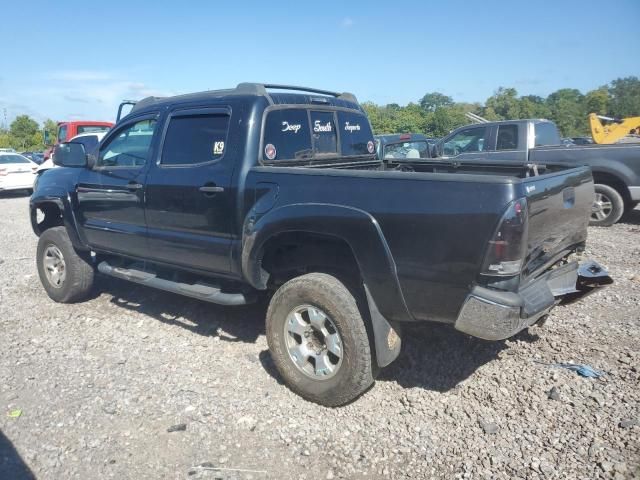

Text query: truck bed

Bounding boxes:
[245,161,593,324]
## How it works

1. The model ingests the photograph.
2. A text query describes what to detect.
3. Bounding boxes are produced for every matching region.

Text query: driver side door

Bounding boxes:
[76,115,159,257]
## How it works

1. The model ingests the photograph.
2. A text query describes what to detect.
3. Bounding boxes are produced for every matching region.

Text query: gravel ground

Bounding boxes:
[1,192,638,480]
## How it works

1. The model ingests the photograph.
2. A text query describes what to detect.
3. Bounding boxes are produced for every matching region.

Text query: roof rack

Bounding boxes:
[235,83,358,103]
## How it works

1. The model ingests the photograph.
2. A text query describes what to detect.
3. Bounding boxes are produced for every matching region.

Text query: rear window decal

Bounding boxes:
[281,121,301,133]
[265,143,277,160]
[213,141,225,155]
[344,122,361,132]
[313,120,332,133]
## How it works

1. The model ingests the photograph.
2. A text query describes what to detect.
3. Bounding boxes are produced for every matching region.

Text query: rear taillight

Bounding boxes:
[481,198,528,276]
[0,168,7,176]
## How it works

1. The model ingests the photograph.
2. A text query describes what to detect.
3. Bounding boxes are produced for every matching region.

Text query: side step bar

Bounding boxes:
[97,261,253,306]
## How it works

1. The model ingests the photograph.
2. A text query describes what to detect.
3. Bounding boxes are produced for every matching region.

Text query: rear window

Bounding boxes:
[496,124,518,150]
[310,111,337,155]
[0,154,31,164]
[77,125,111,135]
[337,111,373,156]
[383,141,429,159]
[263,108,374,162]
[535,122,560,146]
[162,113,230,165]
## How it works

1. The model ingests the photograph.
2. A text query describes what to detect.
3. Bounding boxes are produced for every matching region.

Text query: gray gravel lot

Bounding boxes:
[1,192,638,479]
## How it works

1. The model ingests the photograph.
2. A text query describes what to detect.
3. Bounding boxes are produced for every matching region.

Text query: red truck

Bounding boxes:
[44,121,113,159]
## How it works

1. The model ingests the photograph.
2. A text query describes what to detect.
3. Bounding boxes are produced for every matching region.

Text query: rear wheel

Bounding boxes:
[36,227,94,303]
[590,184,624,227]
[266,273,374,406]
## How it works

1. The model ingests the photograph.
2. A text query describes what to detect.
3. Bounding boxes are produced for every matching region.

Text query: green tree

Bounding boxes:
[9,115,40,150]
[607,76,640,117]
[584,88,609,115]
[519,95,551,119]
[419,92,453,112]
[485,87,521,119]
[43,119,58,145]
[546,88,586,136]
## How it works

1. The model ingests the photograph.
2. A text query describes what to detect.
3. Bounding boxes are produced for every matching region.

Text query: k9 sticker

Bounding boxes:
[213,141,225,155]
[367,140,375,154]
[265,143,277,160]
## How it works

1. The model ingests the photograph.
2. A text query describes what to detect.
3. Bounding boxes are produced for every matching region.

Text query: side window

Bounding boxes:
[337,111,374,156]
[535,122,560,146]
[310,111,337,155]
[496,124,518,150]
[161,113,230,165]
[443,127,486,156]
[263,109,311,161]
[98,119,157,168]
[58,125,68,143]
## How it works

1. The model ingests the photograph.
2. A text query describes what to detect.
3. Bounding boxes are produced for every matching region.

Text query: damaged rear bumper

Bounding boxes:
[455,260,612,340]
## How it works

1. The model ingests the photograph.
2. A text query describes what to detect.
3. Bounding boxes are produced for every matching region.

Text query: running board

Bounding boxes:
[97,261,253,306]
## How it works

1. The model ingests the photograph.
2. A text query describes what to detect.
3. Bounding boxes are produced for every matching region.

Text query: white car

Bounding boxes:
[0,152,38,193]
[37,131,107,174]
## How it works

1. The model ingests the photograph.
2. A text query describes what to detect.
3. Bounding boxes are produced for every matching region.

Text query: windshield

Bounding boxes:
[383,141,430,159]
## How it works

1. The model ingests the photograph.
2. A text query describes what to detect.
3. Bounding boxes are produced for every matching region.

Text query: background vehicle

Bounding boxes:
[434,119,640,226]
[571,137,594,145]
[375,133,436,159]
[31,84,610,406]
[43,120,113,160]
[21,151,45,164]
[0,152,37,194]
[589,113,640,144]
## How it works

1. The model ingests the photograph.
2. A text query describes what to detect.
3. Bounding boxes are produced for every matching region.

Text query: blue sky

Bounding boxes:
[1,0,638,125]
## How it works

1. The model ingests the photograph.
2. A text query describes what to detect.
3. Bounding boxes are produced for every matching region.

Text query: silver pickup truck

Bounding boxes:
[433,119,640,226]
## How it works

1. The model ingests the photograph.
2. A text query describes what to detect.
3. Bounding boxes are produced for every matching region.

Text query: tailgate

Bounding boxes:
[521,166,593,281]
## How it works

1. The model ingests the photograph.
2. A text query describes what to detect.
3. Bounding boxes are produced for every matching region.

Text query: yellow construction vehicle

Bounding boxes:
[588,113,640,144]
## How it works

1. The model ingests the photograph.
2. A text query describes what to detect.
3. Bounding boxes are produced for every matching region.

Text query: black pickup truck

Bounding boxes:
[433,119,640,226]
[30,84,611,406]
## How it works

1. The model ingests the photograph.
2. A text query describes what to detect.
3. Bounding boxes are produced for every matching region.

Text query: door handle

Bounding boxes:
[127,182,143,191]
[199,185,225,194]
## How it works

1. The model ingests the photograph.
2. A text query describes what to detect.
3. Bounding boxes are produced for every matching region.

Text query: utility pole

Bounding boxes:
[2,108,7,131]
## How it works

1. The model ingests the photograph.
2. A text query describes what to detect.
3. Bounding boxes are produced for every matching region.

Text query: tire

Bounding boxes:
[36,226,94,303]
[590,184,624,227]
[266,273,374,407]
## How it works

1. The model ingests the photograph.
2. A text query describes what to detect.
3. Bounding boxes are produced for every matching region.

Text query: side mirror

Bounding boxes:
[43,130,52,146]
[53,142,87,167]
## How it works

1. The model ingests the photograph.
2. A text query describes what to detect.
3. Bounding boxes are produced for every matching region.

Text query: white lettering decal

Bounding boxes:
[344,122,361,132]
[313,120,332,133]
[281,121,301,133]
[213,141,225,155]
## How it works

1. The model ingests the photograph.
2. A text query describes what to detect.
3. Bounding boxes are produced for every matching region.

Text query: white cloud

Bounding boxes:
[341,17,354,28]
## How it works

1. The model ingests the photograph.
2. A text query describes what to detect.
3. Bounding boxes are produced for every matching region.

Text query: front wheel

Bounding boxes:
[266,273,374,407]
[590,184,624,227]
[36,227,95,303]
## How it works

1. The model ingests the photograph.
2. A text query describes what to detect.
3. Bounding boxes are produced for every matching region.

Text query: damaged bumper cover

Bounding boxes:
[455,260,612,340]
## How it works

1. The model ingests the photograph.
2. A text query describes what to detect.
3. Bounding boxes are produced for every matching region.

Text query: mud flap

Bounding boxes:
[364,285,402,367]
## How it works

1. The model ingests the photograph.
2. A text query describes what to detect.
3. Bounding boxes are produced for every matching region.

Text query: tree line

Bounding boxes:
[0,116,57,151]
[1,76,638,150]
[362,76,640,138]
